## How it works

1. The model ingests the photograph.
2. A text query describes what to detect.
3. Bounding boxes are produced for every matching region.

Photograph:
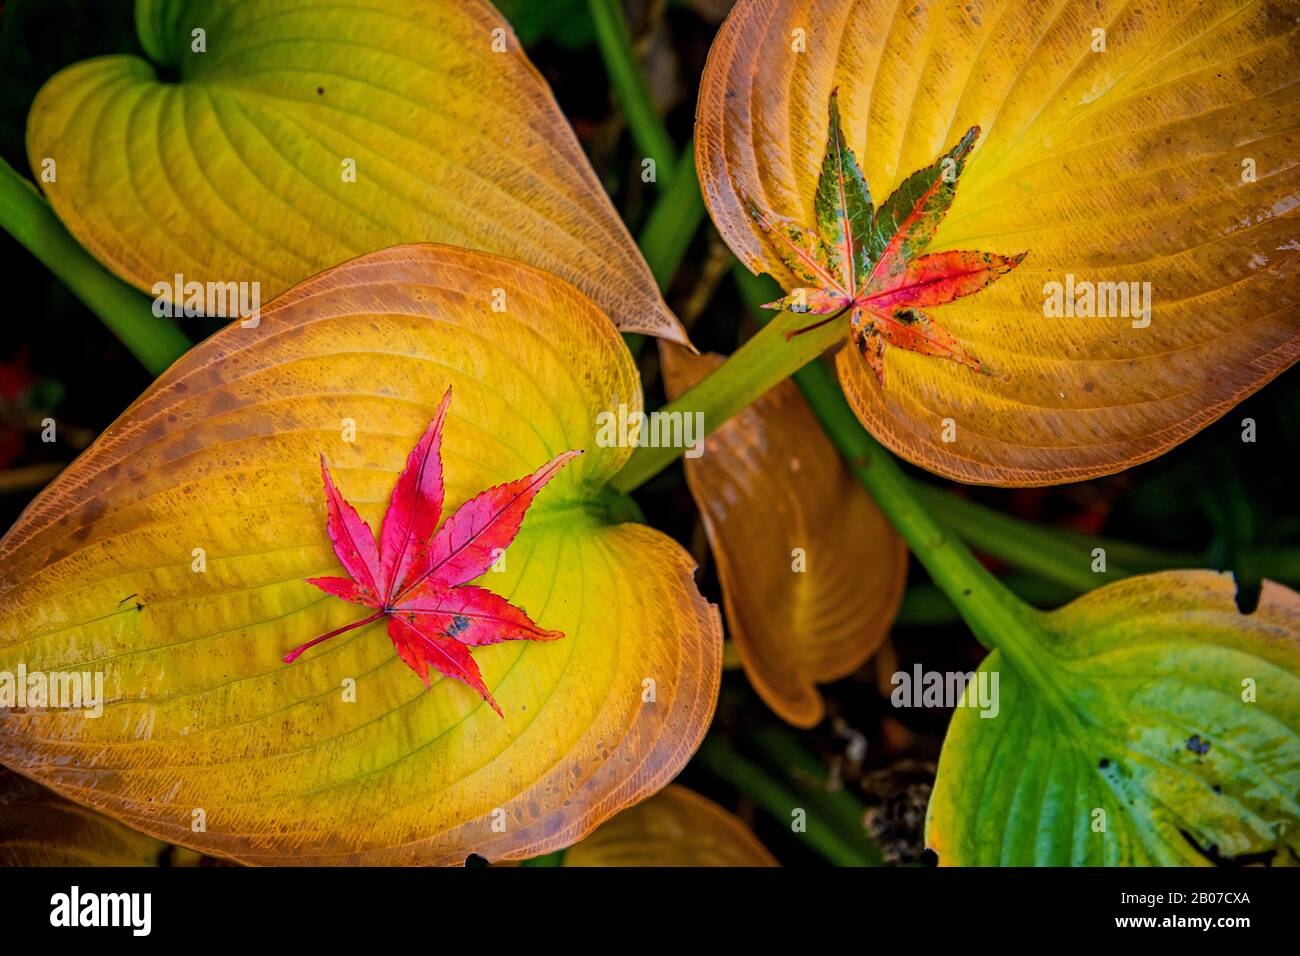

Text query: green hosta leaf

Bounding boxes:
[927,572,1300,866]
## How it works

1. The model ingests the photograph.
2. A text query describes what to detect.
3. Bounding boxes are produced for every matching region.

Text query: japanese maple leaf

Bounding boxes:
[748,89,1026,384]
[283,387,581,717]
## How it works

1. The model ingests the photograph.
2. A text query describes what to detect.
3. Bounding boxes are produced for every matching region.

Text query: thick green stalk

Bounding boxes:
[694,736,878,867]
[788,358,1059,672]
[586,0,676,186]
[1043,525,1199,573]
[0,157,191,375]
[610,307,844,491]
[749,726,883,864]
[911,482,1124,592]
[905,488,1300,587]
[896,573,1075,627]
[637,140,706,288]
[714,268,1053,660]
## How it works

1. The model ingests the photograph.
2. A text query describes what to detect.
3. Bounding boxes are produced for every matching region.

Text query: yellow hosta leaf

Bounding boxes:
[661,345,905,727]
[27,0,687,343]
[563,785,777,866]
[927,573,1300,865]
[697,0,1300,484]
[0,244,721,865]
[0,767,165,867]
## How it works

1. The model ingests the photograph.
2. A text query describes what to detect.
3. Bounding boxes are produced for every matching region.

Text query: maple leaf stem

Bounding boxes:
[283,609,384,664]
[785,304,852,340]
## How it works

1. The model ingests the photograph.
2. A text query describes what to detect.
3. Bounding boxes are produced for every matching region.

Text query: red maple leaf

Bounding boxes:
[748,89,1026,384]
[284,387,581,717]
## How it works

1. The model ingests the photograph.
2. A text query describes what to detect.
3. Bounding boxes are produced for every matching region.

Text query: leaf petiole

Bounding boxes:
[785,303,852,340]
[586,0,676,186]
[610,307,845,492]
[283,610,384,664]
[0,157,192,374]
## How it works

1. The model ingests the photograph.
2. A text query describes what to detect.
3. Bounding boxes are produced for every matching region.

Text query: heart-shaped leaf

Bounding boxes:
[926,572,1300,865]
[697,0,1299,484]
[561,784,777,866]
[661,345,905,727]
[0,244,721,865]
[27,0,687,343]
[0,767,165,866]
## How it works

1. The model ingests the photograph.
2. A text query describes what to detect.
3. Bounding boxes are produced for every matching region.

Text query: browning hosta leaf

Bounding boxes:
[27,0,687,343]
[698,0,1300,484]
[561,785,777,866]
[926,573,1300,865]
[0,245,721,866]
[0,767,165,866]
[660,345,906,728]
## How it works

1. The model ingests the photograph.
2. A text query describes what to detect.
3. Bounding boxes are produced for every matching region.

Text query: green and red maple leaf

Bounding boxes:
[284,387,580,717]
[750,90,1026,383]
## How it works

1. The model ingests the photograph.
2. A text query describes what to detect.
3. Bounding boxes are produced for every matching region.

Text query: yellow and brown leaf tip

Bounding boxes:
[285,386,581,717]
[748,89,1026,385]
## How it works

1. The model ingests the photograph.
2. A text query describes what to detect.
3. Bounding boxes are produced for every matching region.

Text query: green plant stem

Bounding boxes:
[623,141,710,359]
[749,726,883,864]
[610,307,844,491]
[910,483,1224,585]
[896,573,1076,627]
[0,157,191,375]
[519,849,566,867]
[587,0,676,185]
[637,140,706,289]
[790,361,1036,653]
[910,482,1125,591]
[694,736,878,867]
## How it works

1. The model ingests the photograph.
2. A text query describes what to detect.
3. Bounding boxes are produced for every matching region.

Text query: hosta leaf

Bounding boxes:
[0,767,165,866]
[0,244,721,865]
[561,785,777,866]
[660,345,905,728]
[697,0,1300,484]
[926,572,1300,865]
[27,0,687,343]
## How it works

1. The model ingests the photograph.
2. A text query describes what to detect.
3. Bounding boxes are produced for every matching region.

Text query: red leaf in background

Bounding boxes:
[284,386,581,717]
[752,89,1026,385]
[0,350,37,470]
